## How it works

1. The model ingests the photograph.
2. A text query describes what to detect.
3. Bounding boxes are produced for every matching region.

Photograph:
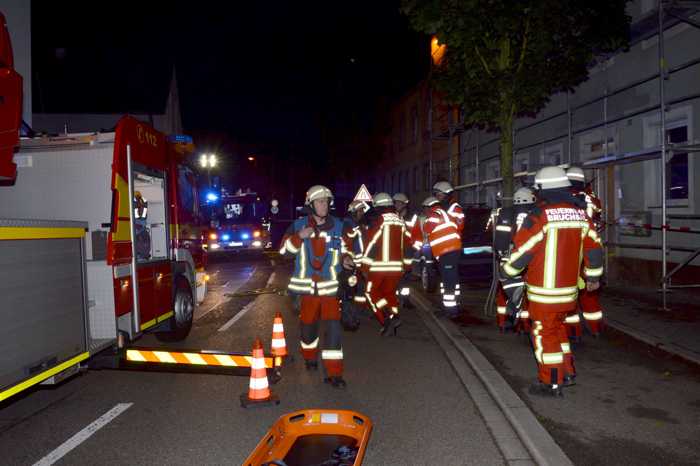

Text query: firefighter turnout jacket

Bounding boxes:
[360,211,413,274]
[280,215,351,296]
[423,205,462,259]
[446,201,465,234]
[501,201,604,307]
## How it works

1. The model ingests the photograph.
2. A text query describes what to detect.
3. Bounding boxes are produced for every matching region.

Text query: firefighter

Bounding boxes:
[501,166,603,397]
[338,200,370,331]
[133,191,151,260]
[361,192,413,336]
[279,185,354,388]
[493,186,536,333]
[394,192,415,305]
[393,192,410,220]
[433,181,465,301]
[423,194,463,317]
[567,166,605,337]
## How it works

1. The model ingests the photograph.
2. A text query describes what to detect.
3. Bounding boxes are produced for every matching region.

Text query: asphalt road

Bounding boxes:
[0,252,510,465]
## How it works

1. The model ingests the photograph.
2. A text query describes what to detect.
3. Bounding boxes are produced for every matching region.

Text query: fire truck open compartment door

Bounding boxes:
[0,136,119,358]
[0,219,90,401]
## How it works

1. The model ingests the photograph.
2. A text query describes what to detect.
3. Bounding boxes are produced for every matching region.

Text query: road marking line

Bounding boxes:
[33,403,133,466]
[196,267,257,320]
[218,298,258,332]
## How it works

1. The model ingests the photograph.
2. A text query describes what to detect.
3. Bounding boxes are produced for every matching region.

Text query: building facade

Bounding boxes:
[373,1,700,286]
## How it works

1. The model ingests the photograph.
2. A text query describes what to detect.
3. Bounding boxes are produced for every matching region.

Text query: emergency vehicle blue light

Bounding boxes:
[222,234,230,241]
[206,192,219,202]
[241,232,250,240]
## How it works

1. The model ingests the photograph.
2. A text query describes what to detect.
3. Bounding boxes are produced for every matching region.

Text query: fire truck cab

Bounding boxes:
[0,117,209,402]
[206,190,270,252]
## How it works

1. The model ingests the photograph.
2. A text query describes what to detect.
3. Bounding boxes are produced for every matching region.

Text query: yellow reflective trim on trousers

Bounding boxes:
[0,352,90,402]
[528,293,577,304]
[585,266,603,277]
[561,342,571,354]
[527,285,578,296]
[496,306,507,315]
[533,321,544,364]
[543,228,558,289]
[542,352,564,364]
[583,311,603,320]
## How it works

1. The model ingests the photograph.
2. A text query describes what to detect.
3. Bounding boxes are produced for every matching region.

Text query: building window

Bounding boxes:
[667,126,689,200]
[411,106,419,144]
[540,143,563,167]
[514,153,530,174]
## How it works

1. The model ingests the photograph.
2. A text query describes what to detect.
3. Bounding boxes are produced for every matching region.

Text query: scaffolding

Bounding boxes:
[458,0,700,312]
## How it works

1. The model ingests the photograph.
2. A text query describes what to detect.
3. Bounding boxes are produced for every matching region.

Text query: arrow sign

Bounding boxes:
[353,184,373,203]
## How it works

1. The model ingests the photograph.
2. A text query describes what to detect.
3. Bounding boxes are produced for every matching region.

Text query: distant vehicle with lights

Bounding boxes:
[207,189,270,252]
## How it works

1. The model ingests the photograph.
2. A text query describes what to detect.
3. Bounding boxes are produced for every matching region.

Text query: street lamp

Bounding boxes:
[247,155,255,162]
[199,153,218,188]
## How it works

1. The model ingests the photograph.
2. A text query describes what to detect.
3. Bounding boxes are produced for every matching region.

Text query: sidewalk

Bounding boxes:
[601,285,700,366]
[416,281,700,465]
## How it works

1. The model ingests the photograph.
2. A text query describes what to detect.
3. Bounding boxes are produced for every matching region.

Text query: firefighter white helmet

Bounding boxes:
[432,181,454,194]
[393,192,409,203]
[534,166,571,190]
[422,196,439,207]
[373,192,394,207]
[305,185,333,205]
[566,166,586,183]
[513,187,536,205]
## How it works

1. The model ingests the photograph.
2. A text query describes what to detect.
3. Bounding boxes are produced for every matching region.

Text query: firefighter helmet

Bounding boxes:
[432,181,454,194]
[422,196,439,207]
[348,200,369,213]
[566,166,586,183]
[373,192,394,207]
[513,187,536,205]
[305,185,333,205]
[393,192,409,203]
[534,166,571,190]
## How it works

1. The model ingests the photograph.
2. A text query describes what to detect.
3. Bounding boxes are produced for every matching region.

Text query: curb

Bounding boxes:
[410,288,573,466]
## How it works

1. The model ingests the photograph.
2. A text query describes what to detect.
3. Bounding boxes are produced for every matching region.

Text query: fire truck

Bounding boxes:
[0,14,210,401]
[0,116,210,403]
[206,189,271,252]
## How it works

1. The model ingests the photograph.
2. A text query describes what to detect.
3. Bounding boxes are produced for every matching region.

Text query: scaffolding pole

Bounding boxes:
[659,1,670,311]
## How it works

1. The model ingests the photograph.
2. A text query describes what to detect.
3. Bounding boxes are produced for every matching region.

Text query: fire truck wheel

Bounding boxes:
[157,279,194,342]
[421,264,437,293]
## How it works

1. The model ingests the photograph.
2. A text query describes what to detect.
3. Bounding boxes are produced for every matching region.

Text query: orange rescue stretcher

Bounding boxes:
[243,409,373,466]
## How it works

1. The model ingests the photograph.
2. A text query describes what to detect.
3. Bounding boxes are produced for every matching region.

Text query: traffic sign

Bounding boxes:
[353,184,373,203]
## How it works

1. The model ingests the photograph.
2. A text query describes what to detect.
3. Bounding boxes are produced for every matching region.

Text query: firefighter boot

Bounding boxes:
[305,360,319,371]
[324,376,347,389]
[528,382,563,398]
[380,314,401,337]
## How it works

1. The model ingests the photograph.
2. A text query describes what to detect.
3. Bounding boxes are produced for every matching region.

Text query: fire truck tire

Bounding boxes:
[157,279,194,342]
[421,264,437,293]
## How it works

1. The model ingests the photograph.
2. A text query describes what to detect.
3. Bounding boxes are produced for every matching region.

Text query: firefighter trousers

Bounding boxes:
[365,272,401,326]
[496,284,531,333]
[529,303,576,386]
[299,295,343,377]
[579,286,604,335]
[437,250,460,314]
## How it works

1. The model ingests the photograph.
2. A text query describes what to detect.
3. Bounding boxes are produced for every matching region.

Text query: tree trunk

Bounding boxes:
[499,112,514,207]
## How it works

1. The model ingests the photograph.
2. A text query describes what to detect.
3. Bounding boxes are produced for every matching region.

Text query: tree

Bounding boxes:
[402,0,630,205]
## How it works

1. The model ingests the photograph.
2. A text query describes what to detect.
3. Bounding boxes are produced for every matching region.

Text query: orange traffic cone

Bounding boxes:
[240,338,280,408]
[271,312,288,360]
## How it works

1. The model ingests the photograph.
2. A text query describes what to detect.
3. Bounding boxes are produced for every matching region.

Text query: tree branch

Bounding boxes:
[474,46,494,78]
[516,15,531,75]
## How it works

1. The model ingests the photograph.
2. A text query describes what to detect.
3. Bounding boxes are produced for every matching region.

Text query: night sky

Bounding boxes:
[31,1,426,144]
